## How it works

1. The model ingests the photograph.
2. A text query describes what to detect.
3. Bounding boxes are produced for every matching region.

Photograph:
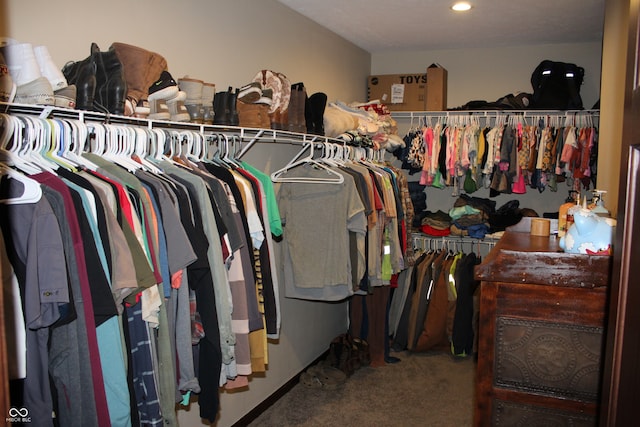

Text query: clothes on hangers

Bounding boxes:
[394,113,599,197]
[276,146,415,301]
[0,115,284,425]
[273,143,418,370]
[278,164,367,301]
[389,245,482,357]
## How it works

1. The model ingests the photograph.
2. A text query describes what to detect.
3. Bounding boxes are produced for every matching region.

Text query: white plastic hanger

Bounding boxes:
[132,127,163,174]
[176,130,200,168]
[102,124,141,172]
[270,140,344,184]
[0,115,46,204]
[63,120,100,171]
[87,122,106,155]
[189,131,205,162]
[0,114,42,174]
[223,135,243,168]
[21,116,57,173]
[0,164,42,204]
[208,133,225,165]
[44,119,77,171]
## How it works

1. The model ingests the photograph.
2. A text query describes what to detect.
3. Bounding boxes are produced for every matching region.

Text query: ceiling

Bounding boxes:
[276,0,606,53]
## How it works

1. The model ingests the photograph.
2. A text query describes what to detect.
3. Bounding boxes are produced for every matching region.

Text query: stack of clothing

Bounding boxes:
[448,194,495,239]
[420,210,452,236]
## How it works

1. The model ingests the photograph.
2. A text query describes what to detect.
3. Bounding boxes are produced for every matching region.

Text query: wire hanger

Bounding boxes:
[270,140,344,184]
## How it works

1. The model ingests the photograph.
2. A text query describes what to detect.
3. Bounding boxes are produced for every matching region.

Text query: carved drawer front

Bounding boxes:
[492,400,597,427]
[494,317,603,402]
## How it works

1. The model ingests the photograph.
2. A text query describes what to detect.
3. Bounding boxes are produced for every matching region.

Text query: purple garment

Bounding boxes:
[32,172,111,427]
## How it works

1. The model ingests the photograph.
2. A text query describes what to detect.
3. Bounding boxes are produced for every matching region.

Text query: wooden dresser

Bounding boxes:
[473,231,611,426]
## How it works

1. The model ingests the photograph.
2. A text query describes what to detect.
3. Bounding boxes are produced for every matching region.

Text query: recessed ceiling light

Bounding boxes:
[451,2,472,12]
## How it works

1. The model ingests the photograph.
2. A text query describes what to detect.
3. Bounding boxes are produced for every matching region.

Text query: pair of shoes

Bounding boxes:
[213,86,239,126]
[53,84,76,109]
[237,82,262,103]
[1,42,64,106]
[299,363,347,390]
[352,337,371,367]
[148,71,190,122]
[256,88,273,106]
[178,76,215,124]
[13,76,54,105]
[237,97,271,129]
[62,42,126,114]
[235,82,272,129]
[0,52,16,102]
[133,98,150,119]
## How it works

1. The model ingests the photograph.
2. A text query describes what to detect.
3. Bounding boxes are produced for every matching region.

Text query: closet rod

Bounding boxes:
[0,101,351,152]
[411,233,498,251]
[391,109,600,120]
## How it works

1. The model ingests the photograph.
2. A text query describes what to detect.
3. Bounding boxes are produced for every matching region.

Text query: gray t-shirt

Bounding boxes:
[278,164,366,301]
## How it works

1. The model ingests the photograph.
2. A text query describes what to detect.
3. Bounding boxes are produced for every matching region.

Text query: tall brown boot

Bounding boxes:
[287,83,300,132]
[289,83,307,133]
[110,42,167,113]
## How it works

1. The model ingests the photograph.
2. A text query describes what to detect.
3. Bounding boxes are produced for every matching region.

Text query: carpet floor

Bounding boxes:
[247,351,476,426]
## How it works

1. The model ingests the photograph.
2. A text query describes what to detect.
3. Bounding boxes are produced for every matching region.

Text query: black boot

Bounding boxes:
[92,43,127,115]
[67,61,96,111]
[213,90,229,125]
[62,47,97,112]
[308,92,327,135]
[228,87,239,126]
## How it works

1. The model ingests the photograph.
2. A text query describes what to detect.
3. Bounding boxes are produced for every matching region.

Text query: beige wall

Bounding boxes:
[373,42,606,217]
[0,0,371,103]
[371,42,603,110]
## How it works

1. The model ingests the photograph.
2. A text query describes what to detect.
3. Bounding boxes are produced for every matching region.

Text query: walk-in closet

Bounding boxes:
[1,0,638,426]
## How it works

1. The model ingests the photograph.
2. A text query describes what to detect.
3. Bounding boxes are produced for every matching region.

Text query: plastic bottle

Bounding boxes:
[589,190,610,217]
[558,190,579,237]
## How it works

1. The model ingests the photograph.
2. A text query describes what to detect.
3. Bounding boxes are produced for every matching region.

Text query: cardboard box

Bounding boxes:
[367,73,426,111]
[426,64,448,111]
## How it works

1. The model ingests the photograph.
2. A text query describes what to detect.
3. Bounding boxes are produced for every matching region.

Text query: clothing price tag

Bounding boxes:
[390,84,405,104]
[383,244,391,254]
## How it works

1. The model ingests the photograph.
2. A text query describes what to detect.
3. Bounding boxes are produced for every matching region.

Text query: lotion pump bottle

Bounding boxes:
[589,189,610,217]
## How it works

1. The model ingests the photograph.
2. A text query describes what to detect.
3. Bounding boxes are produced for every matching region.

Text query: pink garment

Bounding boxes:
[512,167,527,194]
[460,126,471,169]
[419,170,433,186]
[422,126,434,171]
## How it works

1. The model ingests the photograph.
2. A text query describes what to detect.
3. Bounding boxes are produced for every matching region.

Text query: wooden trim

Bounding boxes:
[474,281,498,426]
